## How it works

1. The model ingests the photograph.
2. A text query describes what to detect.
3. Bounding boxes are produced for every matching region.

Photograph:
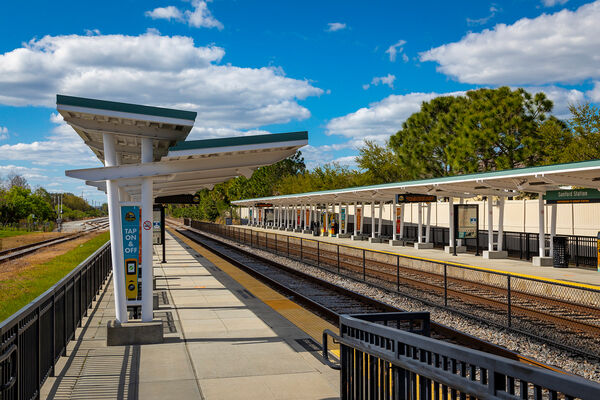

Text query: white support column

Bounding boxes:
[309,205,313,230]
[377,201,383,237]
[446,197,455,254]
[141,137,154,322]
[103,133,128,323]
[532,194,552,266]
[371,202,376,239]
[549,203,557,255]
[325,204,329,235]
[392,197,397,240]
[353,202,358,236]
[344,204,349,234]
[399,203,405,239]
[360,203,364,233]
[539,196,545,257]
[338,202,342,235]
[498,197,505,251]
[417,203,423,244]
[488,197,494,252]
[293,205,297,229]
[416,202,434,250]
[425,203,431,243]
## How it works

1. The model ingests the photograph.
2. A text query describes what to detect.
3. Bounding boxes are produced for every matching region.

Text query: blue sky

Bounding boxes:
[1,0,599,204]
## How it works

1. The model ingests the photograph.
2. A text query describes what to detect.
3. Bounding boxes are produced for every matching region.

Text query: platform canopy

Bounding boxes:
[57,94,197,165]
[232,159,600,206]
[60,95,308,200]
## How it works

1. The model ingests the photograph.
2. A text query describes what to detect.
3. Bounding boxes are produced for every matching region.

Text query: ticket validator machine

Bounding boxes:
[125,258,139,300]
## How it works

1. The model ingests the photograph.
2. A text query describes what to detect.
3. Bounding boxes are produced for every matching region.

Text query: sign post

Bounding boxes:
[121,205,141,302]
[153,205,166,263]
[454,204,479,257]
[395,206,402,235]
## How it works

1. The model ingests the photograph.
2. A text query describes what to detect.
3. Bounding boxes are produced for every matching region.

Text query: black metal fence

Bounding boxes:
[247,219,597,267]
[191,221,600,358]
[0,241,111,400]
[324,313,600,399]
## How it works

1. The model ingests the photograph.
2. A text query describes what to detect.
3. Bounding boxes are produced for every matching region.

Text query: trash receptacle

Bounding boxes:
[552,236,569,268]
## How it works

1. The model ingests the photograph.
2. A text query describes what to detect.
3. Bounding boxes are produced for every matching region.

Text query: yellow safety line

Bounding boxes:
[169,228,340,358]
[245,226,600,291]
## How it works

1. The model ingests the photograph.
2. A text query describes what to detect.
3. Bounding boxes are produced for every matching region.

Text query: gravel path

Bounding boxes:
[199,230,600,383]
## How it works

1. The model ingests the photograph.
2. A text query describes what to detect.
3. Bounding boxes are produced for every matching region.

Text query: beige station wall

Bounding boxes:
[240,199,600,237]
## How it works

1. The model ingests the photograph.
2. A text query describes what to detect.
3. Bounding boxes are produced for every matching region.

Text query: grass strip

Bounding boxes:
[0,231,110,323]
[0,229,30,239]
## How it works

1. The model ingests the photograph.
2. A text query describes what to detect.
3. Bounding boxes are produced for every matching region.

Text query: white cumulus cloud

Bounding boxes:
[146,1,223,29]
[385,40,408,62]
[145,6,183,21]
[0,32,322,131]
[0,126,7,140]
[420,1,600,85]
[363,74,396,90]
[326,22,347,32]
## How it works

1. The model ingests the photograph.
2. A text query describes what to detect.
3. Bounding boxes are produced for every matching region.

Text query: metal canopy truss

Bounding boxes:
[233,159,600,206]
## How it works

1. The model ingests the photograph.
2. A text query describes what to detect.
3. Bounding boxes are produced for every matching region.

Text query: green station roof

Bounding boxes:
[57,94,197,121]
[233,159,600,205]
[169,131,308,152]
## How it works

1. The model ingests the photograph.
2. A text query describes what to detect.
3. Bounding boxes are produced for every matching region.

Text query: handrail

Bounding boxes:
[0,240,112,400]
[336,313,600,399]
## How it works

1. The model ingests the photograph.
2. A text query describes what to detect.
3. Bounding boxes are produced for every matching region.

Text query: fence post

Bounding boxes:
[300,238,303,261]
[526,233,530,260]
[287,235,290,257]
[444,264,448,307]
[507,275,512,328]
[575,236,580,267]
[363,249,366,281]
[519,232,523,259]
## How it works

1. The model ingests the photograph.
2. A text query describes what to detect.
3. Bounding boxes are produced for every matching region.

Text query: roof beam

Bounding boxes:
[66,148,298,181]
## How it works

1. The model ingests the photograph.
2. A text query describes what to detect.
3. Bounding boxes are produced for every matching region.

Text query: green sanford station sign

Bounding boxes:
[544,189,600,204]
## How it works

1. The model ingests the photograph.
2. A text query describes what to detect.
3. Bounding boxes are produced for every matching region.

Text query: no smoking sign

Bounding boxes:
[143,220,152,230]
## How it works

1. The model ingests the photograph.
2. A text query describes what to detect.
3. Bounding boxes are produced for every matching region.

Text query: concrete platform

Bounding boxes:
[42,231,339,400]
[240,225,600,288]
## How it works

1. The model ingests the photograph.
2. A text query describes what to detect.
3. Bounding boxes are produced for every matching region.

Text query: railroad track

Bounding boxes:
[0,221,108,263]
[208,225,600,359]
[175,224,566,374]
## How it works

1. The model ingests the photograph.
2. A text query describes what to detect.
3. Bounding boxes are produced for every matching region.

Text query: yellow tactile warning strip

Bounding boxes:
[169,228,340,357]
[251,228,600,291]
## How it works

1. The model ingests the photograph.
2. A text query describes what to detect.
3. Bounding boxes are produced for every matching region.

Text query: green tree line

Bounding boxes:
[170,87,600,221]
[0,174,106,226]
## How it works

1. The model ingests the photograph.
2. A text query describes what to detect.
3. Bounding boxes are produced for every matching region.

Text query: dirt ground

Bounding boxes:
[0,231,66,251]
[0,231,103,281]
